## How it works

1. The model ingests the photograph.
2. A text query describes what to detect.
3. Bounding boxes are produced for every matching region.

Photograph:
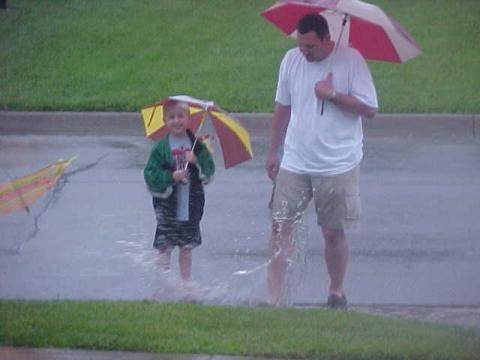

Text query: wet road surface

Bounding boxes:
[1,113,480,330]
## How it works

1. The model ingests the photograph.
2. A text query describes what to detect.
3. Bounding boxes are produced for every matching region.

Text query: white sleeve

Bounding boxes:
[350,51,378,109]
[275,53,291,106]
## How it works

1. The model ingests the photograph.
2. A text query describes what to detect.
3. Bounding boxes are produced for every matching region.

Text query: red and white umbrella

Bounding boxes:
[261,0,421,63]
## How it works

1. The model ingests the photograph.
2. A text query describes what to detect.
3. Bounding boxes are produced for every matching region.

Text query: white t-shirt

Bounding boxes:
[169,134,191,221]
[275,45,378,175]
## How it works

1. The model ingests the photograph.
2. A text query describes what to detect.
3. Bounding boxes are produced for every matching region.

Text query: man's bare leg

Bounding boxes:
[267,221,294,306]
[322,227,348,296]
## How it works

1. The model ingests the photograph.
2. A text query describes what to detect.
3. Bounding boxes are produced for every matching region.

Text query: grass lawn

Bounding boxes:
[1,0,479,113]
[1,300,480,360]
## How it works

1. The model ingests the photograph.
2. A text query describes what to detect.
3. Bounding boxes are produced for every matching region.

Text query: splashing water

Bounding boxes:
[115,213,308,306]
[228,218,308,307]
[116,235,275,306]
[282,218,308,305]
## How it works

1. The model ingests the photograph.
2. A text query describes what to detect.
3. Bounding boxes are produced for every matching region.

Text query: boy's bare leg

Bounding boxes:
[179,247,192,281]
[158,248,173,272]
[267,220,294,306]
[323,228,348,296]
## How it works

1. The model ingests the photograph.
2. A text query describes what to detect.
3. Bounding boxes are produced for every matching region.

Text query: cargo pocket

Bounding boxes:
[344,165,361,226]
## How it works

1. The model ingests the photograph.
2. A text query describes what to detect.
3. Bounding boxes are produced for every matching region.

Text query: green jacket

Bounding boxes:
[144,131,215,197]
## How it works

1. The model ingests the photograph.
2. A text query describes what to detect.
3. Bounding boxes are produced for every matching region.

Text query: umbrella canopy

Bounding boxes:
[261,0,421,63]
[0,156,76,215]
[141,95,253,169]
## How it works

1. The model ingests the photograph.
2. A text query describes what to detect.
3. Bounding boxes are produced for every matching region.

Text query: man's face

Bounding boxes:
[297,30,330,62]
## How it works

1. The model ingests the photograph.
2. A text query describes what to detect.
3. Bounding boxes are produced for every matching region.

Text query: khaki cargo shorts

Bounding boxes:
[271,165,361,230]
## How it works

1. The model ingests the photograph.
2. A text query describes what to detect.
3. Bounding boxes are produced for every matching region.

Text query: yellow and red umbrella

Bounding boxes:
[0,156,76,215]
[141,95,253,169]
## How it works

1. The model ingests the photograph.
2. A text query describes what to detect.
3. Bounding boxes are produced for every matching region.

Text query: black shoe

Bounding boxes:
[327,294,348,309]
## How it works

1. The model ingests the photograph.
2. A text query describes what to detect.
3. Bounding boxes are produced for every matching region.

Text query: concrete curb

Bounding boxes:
[1,111,479,139]
[0,347,269,360]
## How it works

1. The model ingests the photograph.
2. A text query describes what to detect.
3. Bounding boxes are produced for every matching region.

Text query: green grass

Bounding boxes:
[1,300,479,359]
[1,0,479,113]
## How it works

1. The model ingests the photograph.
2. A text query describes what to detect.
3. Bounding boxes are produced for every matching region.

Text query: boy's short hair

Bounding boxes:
[163,99,190,116]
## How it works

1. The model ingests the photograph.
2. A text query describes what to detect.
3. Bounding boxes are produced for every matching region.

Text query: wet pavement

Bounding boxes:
[1,111,480,335]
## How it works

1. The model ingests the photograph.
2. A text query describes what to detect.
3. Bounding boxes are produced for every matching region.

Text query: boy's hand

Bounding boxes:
[185,150,197,164]
[173,170,189,183]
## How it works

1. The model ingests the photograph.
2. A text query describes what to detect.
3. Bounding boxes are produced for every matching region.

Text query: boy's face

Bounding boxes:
[164,103,189,137]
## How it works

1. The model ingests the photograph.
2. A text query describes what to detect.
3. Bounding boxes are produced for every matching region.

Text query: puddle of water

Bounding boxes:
[115,218,309,307]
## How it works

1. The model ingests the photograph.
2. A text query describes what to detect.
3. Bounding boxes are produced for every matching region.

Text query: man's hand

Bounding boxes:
[314,72,335,100]
[266,151,281,181]
[315,72,377,118]
[266,103,290,181]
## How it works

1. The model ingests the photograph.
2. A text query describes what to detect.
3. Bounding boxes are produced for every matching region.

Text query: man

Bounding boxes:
[265,13,378,308]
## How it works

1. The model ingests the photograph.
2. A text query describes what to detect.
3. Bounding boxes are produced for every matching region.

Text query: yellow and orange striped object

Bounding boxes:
[0,156,76,215]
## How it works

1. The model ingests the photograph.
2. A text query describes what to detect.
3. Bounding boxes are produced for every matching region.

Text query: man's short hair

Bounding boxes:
[297,13,330,39]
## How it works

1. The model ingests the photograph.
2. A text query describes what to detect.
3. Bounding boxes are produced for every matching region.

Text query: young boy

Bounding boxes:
[144,99,215,281]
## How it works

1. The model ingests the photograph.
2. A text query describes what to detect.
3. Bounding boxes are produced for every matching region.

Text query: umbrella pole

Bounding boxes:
[184,110,207,171]
[321,14,348,115]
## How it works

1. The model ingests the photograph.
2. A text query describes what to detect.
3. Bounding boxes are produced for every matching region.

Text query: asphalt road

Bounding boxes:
[1,112,480,330]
